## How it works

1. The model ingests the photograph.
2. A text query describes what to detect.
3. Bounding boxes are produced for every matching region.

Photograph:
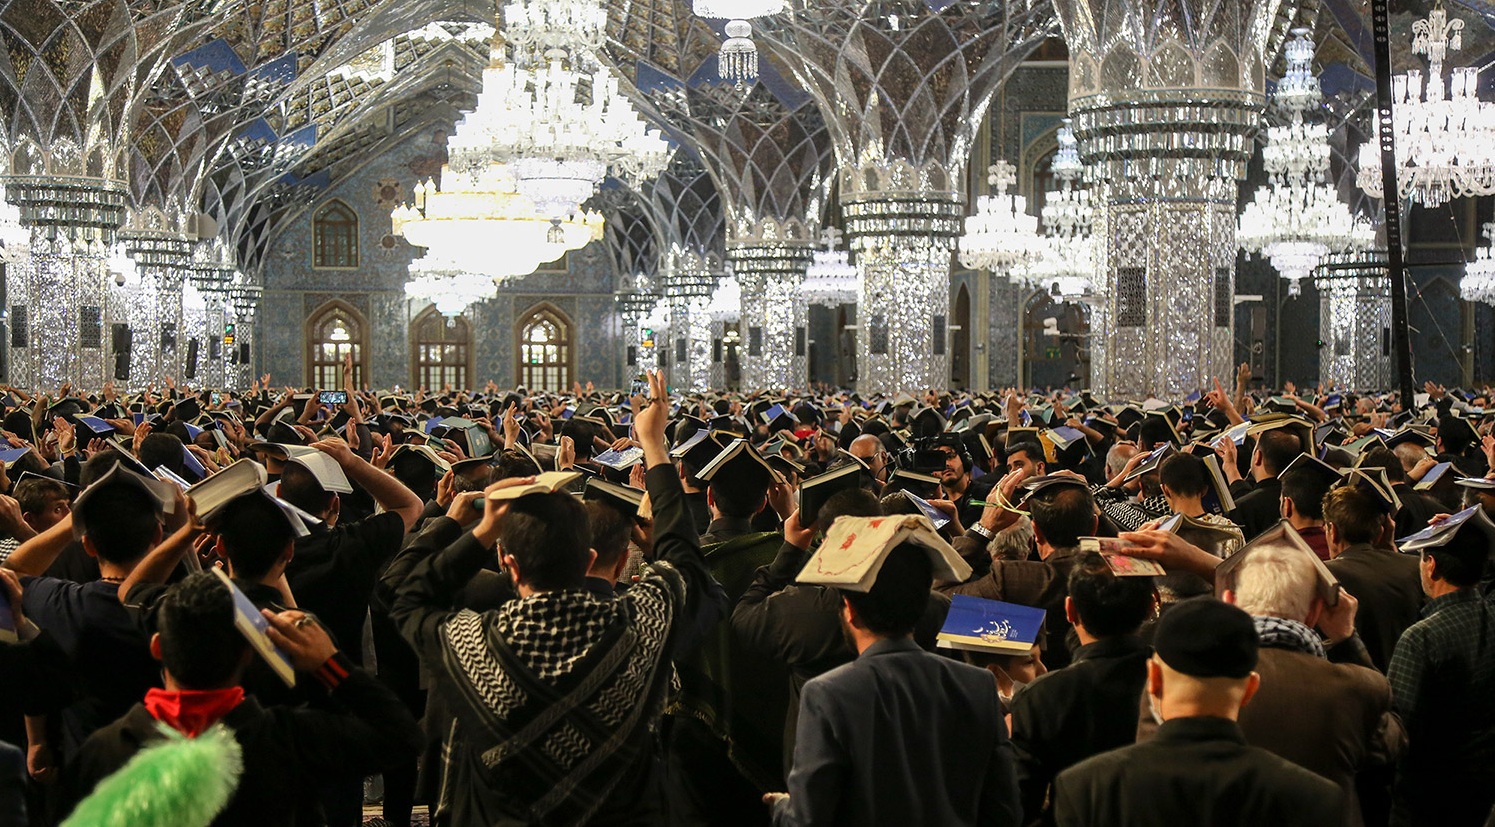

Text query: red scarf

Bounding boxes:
[143,687,246,737]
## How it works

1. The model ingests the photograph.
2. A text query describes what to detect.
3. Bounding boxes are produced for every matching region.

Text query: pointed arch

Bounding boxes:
[952,282,971,388]
[312,198,359,269]
[411,305,473,390]
[306,300,368,388]
[515,302,574,392]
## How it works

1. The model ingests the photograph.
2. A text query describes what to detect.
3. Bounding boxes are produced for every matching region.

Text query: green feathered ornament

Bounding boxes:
[62,722,244,827]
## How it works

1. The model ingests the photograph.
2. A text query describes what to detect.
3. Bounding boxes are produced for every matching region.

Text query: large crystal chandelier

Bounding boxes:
[800,228,861,307]
[390,163,603,277]
[692,0,786,84]
[1240,29,1375,297]
[1355,2,1495,208]
[1462,222,1495,305]
[445,43,671,220]
[959,160,1043,279]
[1030,120,1098,300]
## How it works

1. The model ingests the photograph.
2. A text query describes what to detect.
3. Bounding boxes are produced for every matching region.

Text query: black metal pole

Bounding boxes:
[1371,0,1416,404]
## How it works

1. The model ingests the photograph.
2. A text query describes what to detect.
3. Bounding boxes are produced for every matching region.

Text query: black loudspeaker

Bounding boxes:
[9,306,24,349]
[185,338,199,380]
[111,324,132,381]
[239,343,250,366]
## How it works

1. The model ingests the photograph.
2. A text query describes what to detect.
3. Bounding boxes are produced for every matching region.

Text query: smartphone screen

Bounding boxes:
[211,392,221,404]
[319,391,348,406]
[629,375,648,397]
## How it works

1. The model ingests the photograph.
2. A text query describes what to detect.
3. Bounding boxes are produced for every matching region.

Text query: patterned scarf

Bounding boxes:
[437,566,683,826]
[1253,615,1326,659]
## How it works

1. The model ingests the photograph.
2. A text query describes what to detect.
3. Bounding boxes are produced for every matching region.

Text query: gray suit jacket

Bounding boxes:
[772,637,1020,827]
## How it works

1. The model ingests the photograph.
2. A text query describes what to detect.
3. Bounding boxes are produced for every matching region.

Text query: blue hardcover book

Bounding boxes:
[936,594,1046,656]
[1413,461,1454,491]
[74,415,116,435]
[211,568,295,688]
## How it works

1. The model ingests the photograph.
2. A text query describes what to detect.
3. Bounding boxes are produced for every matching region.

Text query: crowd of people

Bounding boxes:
[0,356,1491,827]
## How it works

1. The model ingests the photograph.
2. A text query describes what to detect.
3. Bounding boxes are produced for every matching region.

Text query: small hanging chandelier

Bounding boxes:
[405,258,498,319]
[800,227,861,307]
[1031,120,1099,300]
[1354,2,1495,207]
[692,0,787,84]
[958,160,1043,277]
[705,274,742,322]
[1462,222,1495,305]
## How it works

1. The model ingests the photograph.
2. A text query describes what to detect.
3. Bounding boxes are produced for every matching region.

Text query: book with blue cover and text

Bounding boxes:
[936,594,1046,656]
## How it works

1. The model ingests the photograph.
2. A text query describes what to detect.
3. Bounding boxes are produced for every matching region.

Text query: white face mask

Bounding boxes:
[1147,689,1164,725]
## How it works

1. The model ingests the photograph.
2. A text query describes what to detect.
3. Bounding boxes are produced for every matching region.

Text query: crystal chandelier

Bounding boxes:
[959,160,1043,277]
[0,184,28,263]
[390,163,604,278]
[1462,222,1495,305]
[1240,29,1375,297]
[502,0,607,68]
[800,227,861,307]
[1031,120,1098,300]
[445,44,671,220]
[1354,2,1495,208]
[705,274,742,322]
[405,257,498,318]
[692,0,786,84]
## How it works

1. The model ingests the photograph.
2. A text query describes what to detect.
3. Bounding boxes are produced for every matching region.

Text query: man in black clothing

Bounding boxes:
[1322,486,1423,672]
[1361,447,1441,541]
[276,438,422,667]
[1010,553,1157,825]
[1224,429,1301,541]
[392,370,727,826]
[732,488,949,772]
[63,572,423,825]
[1052,598,1342,827]
[3,462,172,774]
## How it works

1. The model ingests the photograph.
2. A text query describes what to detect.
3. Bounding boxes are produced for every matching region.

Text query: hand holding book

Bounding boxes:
[261,609,338,673]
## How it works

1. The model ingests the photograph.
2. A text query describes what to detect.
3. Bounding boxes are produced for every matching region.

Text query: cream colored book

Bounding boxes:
[486,471,583,502]
[797,515,972,592]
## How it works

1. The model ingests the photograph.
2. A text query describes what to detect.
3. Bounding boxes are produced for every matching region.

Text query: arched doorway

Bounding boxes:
[951,283,971,388]
[305,300,368,388]
[1022,290,1091,390]
[411,306,473,390]
[516,302,574,391]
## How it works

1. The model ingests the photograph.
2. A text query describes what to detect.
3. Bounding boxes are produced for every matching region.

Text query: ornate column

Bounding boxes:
[3,177,128,390]
[226,275,263,388]
[118,223,195,388]
[840,171,965,392]
[1314,251,1391,391]
[617,281,661,379]
[186,245,234,388]
[730,223,815,391]
[760,2,1054,392]
[662,249,720,392]
[603,15,833,393]
[1053,0,1301,398]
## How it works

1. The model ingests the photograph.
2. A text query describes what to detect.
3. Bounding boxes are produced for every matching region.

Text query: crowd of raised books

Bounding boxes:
[0,358,1490,827]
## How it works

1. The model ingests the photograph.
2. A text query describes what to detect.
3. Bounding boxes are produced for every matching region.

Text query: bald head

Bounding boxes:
[849,434,888,479]
[849,434,882,461]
